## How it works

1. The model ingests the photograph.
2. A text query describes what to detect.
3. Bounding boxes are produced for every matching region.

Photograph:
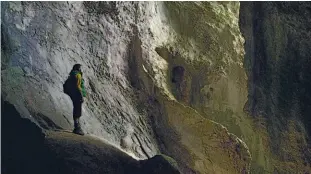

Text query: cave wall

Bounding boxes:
[141,1,311,173]
[239,2,311,173]
[1,1,159,159]
[151,2,255,173]
[2,1,288,174]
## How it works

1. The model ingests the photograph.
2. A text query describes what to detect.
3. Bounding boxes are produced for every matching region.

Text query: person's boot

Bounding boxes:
[73,118,85,135]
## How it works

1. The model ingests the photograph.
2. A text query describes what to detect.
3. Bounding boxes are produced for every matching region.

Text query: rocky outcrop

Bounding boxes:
[149,96,251,174]
[45,131,180,174]
[149,2,252,173]
[238,2,311,173]
[2,1,254,174]
[2,99,180,174]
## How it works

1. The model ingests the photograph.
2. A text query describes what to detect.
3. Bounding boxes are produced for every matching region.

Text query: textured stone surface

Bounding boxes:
[1,1,159,159]
[1,99,181,174]
[239,2,311,173]
[150,96,251,174]
[45,131,181,174]
[0,1,278,174]
[148,2,253,173]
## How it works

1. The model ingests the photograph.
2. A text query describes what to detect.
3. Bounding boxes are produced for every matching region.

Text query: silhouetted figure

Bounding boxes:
[64,64,86,135]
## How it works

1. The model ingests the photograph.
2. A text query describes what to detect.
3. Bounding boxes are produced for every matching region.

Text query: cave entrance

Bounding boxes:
[172,66,185,84]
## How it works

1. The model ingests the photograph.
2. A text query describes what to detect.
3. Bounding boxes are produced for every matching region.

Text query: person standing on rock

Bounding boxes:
[64,64,86,135]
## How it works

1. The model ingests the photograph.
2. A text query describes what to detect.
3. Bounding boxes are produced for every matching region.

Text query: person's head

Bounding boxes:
[72,64,82,72]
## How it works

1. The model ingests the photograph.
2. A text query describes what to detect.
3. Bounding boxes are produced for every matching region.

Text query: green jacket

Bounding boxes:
[70,70,86,97]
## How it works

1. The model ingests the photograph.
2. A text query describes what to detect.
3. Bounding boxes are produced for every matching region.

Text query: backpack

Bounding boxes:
[63,75,75,96]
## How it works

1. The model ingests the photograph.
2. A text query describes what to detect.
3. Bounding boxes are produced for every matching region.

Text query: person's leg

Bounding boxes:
[72,100,84,135]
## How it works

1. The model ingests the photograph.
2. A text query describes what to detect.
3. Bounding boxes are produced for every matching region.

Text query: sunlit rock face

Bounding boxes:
[146,2,252,173]
[6,1,311,174]
[1,1,161,160]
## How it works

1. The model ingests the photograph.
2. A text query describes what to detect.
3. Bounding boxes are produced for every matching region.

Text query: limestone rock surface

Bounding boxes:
[10,1,307,174]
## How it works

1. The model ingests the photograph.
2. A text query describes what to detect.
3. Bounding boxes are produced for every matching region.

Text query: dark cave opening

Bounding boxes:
[171,66,185,84]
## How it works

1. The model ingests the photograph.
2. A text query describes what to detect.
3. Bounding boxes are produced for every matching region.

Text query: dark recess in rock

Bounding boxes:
[172,66,185,83]
[239,1,311,167]
[127,26,143,90]
[171,66,185,100]
[1,98,49,174]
